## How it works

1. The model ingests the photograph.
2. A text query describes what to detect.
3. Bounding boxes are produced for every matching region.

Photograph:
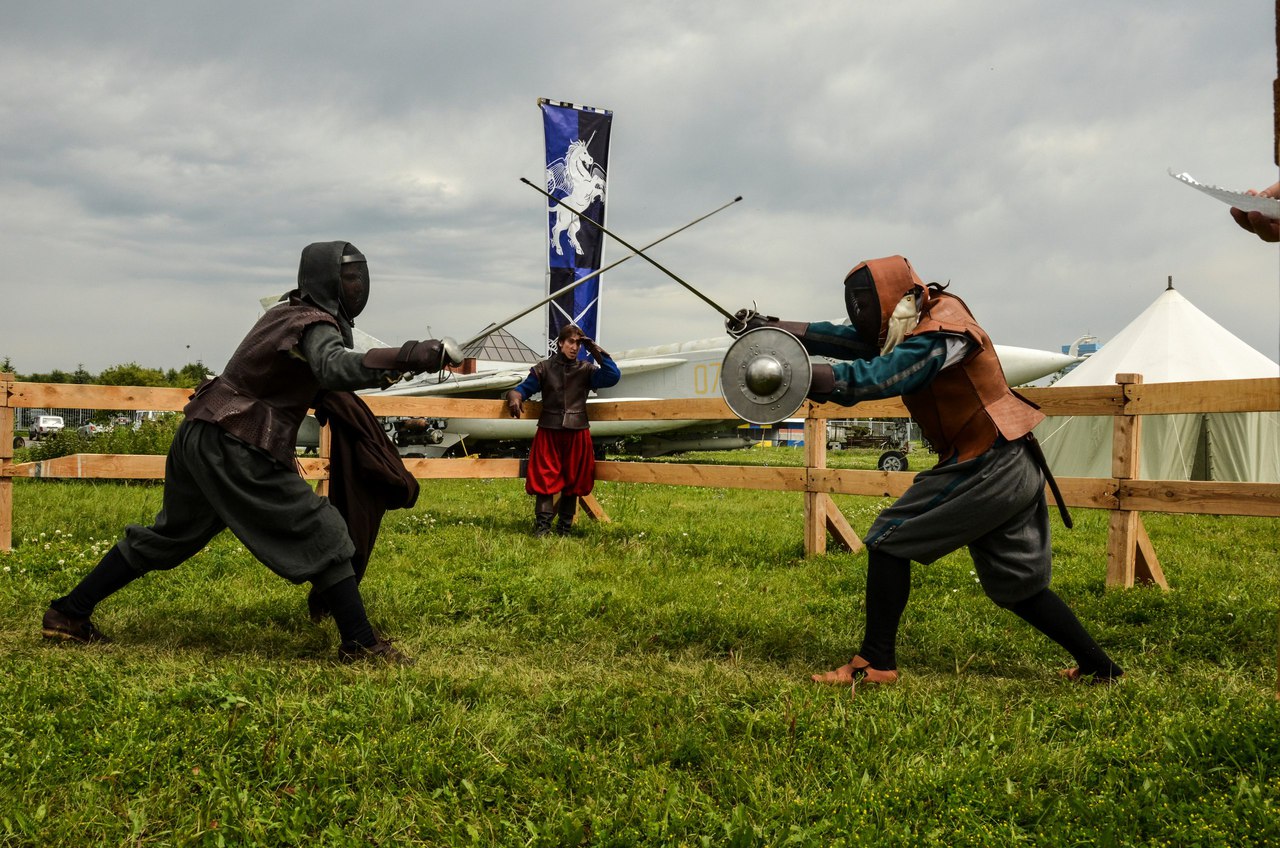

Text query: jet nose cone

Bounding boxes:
[996,346,1084,385]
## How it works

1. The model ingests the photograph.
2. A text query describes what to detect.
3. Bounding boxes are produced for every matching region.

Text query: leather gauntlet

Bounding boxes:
[363,339,461,374]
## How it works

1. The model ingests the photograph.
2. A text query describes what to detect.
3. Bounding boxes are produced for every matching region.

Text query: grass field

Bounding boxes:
[1,447,1278,846]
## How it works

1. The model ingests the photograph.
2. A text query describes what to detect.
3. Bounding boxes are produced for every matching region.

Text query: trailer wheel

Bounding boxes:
[877,450,908,472]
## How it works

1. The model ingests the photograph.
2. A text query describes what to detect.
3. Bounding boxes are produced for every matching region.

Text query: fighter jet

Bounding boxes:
[360,323,1079,458]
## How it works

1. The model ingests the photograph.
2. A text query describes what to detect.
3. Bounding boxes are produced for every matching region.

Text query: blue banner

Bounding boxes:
[539,98,612,355]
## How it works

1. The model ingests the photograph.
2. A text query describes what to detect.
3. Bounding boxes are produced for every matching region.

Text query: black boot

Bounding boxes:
[554,495,578,536]
[858,549,912,671]
[534,495,555,537]
[1006,588,1124,681]
[321,575,413,665]
[306,588,330,623]
[43,545,139,643]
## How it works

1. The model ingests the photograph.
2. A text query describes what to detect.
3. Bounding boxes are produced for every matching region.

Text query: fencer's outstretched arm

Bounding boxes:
[301,324,389,391]
[808,334,967,406]
[727,309,879,361]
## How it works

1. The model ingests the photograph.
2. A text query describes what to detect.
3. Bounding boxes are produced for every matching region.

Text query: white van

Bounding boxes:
[31,415,65,439]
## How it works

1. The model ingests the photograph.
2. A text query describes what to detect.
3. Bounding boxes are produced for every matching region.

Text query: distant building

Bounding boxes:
[454,326,542,374]
[1056,335,1100,380]
[1061,337,1100,358]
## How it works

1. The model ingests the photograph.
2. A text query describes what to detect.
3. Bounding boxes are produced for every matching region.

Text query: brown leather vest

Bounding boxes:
[902,293,1044,464]
[184,302,340,466]
[532,355,596,430]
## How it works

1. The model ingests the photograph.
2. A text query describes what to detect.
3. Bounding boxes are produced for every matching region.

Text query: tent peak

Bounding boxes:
[1166,275,1174,291]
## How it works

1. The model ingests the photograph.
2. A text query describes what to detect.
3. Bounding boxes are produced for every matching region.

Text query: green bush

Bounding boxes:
[18,415,182,462]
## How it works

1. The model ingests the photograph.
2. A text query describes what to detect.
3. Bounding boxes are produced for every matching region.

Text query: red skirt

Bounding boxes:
[525,427,596,496]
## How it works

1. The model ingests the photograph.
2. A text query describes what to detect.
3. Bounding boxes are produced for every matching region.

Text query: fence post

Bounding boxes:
[1105,372,1167,588]
[0,373,12,553]
[802,408,865,555]
[316,420,331,498]
[803,409,827,556]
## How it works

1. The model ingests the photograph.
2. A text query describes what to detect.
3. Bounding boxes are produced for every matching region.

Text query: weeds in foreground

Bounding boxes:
[1,472,1278,846]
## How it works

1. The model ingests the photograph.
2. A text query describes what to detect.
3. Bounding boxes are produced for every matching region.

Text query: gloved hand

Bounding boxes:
[438,336,464,368]
[402,340,447,373]
[808,363,836,402]
[504,390,524,418]
[725,307,779,338]
[362,337,463,375]
[581,337,609,360]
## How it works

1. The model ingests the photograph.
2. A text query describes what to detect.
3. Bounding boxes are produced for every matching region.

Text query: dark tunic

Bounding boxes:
[314,390,419,582]
[119,292,394,590]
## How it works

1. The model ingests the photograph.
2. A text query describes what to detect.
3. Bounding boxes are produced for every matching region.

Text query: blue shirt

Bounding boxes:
[512,351,621,400]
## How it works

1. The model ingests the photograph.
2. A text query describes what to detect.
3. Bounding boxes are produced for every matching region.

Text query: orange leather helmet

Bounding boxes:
[842,255,924,350]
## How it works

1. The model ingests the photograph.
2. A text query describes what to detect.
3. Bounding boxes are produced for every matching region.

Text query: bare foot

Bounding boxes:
[811,655,899,686]
[811,661,859,685]
[1059,667,1122,686]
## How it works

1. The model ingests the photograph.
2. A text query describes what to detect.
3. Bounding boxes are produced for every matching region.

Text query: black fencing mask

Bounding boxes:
[339,244,369,321]
[844,265,881,348]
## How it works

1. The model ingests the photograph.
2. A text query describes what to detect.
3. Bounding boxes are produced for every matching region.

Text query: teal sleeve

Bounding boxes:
[798,321,878,360]
[823,335,950,406]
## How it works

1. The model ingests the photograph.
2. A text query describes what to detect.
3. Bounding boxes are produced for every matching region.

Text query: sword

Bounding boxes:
[519,176,740,323]
[460,193,742,350]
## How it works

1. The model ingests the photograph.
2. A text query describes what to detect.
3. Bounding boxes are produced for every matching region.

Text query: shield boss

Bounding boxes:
[719,326,812,425]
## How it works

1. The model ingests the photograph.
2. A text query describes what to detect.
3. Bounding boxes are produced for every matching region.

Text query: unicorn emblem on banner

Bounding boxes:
[546,135,607,256]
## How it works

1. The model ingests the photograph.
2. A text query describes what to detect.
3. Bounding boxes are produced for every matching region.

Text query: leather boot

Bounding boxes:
[534,495,555,537]
[554,495,578,536]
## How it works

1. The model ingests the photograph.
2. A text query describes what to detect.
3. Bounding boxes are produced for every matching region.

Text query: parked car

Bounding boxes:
[30,415,65,440]
[132,410,167,430]
[77,421,113,437]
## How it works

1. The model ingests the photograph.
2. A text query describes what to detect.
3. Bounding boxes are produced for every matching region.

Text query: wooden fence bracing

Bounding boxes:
[3,372,1278,685]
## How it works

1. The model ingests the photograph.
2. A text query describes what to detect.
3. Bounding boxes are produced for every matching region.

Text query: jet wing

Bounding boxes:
[386,357,688,397]
[614,357,686,376]
[375,369,527,397]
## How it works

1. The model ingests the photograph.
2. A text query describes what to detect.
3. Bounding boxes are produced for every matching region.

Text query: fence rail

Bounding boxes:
[4,372,1279,689]
[3,372,1278,553]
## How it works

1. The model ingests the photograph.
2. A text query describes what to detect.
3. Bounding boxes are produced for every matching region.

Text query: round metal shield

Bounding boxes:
[720,326,813,424]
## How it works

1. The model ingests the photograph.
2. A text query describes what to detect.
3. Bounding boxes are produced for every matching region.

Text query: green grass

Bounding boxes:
[1,453,1279,846]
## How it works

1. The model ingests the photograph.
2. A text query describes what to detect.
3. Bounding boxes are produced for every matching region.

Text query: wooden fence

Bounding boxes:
[3,373,1277,567]
[3,372,1279,685]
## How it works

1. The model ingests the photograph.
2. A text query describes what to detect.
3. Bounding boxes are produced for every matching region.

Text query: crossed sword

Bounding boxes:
[457,181,741,351]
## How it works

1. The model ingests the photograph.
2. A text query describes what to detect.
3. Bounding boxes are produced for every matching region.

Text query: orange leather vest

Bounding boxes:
[902,292,1044,464]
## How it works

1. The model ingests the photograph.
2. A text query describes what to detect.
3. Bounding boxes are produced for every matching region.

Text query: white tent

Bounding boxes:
[1035,284,1280,482]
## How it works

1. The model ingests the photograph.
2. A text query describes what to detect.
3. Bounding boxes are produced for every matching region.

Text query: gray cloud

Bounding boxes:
[2,1,1276,375]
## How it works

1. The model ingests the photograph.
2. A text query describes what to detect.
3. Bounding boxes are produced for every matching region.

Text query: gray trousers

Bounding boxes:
[119,420,355,591]
[864,438,1051,605]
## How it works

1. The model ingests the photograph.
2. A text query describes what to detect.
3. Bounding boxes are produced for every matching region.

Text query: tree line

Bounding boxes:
[0,357,212,389]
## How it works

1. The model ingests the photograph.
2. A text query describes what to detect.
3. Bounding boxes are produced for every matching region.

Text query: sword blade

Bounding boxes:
[461,193,742,349]
[519,176,739,322]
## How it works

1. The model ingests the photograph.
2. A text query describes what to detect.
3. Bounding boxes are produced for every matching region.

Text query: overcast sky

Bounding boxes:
[3,1,1278,376]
